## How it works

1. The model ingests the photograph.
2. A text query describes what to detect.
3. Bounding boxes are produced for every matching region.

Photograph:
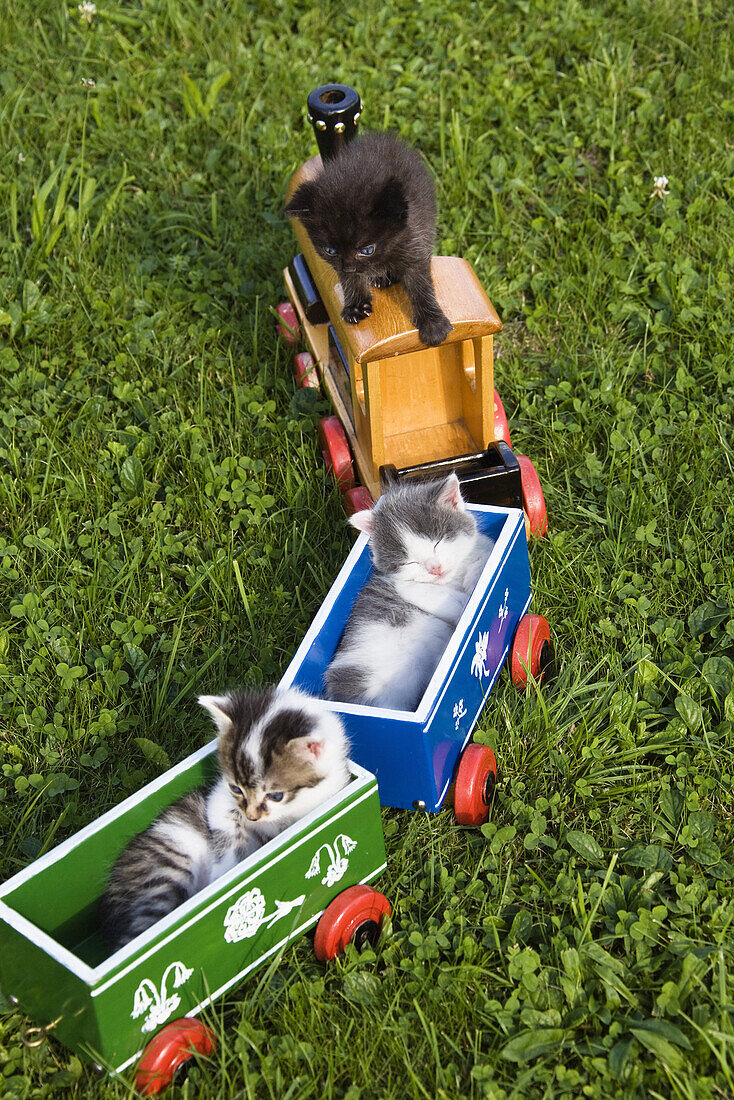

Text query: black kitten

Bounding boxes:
[285,133,453,348]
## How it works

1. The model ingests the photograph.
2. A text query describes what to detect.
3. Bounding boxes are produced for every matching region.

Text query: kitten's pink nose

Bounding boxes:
[427,561,444,577]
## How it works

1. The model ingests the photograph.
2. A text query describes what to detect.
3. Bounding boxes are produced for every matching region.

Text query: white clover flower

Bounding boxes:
[17,152,25,164]
[81,77,96,89]
[651,175,670,199]
[78,1,96,22]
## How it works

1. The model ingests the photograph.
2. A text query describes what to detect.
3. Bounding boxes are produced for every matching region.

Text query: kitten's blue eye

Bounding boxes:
[267,791,284,802]
[357,244,376,257]
[322,245,337,256]
[229,783,242,796]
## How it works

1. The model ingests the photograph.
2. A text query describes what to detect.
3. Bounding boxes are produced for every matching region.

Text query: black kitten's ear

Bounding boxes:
[371,177,408,222]
[285,181,318,219]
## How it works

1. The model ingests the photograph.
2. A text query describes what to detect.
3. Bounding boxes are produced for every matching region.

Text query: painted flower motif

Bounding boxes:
[305,835,357,885]
[223,888,306,943]
[324,856,349,888]
[471,631,490,678]
[224,887,267,943]
[453,699,468,730]
[78,1,96,22]
[131,961,194,1033]
[651,175,670,199]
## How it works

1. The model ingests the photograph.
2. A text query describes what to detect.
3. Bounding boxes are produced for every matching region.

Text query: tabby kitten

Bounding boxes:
[324,474,493,711]
[100,688,350,950]
[285,133,453,348]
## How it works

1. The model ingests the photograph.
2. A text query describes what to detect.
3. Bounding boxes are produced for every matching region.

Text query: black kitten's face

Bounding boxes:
[286,174,410,279]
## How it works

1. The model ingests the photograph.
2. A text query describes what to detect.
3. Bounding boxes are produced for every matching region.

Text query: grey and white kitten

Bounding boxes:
[324,474,493,711]
[100,687,350,950]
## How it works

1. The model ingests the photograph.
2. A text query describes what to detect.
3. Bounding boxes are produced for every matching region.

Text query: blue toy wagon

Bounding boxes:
[280,503,552,824]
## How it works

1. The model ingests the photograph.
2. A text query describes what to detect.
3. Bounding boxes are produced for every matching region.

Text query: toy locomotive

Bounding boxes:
[277,83,547,537]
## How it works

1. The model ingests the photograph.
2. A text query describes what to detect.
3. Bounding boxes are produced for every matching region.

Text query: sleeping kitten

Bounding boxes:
[324,474,493,711]
[100,687,350,950]
[285,133,453,348]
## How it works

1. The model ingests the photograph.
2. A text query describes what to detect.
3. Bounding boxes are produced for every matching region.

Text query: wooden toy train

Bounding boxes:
[0,83,553,1095]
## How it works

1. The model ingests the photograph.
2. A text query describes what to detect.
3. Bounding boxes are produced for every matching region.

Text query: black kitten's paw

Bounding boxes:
[418,313,453,347]
[370,274,395,289]
[342,299,372,324]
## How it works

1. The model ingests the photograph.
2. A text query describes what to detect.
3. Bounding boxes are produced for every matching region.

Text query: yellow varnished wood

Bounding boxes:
[284,264,380,498]
[384,421,479,469]
[462,335,494,450]
[379,346,462,438]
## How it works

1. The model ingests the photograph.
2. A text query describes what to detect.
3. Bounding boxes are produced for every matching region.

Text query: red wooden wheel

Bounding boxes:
[454,743,498,826]
[511,613,551,688]
[343,486,374,516]
[293,351,319,389]
[134,1018,216,1095]
[318,416,355,490]
[275,301,300,344]
[493,388,512,447]
[517,454,548,537]
[314,884,391,962]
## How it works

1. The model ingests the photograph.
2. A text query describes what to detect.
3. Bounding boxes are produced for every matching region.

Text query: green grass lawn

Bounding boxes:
[1,0,733,1095]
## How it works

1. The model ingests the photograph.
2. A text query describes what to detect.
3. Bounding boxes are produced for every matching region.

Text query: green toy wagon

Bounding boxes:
[0,739,388,1092]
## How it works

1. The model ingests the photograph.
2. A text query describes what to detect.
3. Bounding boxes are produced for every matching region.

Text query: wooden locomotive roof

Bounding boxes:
[286,156,503,364]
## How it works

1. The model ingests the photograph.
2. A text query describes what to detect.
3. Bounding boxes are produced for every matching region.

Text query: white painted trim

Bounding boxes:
[90,782,379,989]
[110,862,387,1077]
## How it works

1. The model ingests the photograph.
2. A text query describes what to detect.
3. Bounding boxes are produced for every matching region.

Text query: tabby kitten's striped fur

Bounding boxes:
[100,688,350,950]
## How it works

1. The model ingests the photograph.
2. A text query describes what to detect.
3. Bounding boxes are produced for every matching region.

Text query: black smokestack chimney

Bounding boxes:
[307,84,361,161]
